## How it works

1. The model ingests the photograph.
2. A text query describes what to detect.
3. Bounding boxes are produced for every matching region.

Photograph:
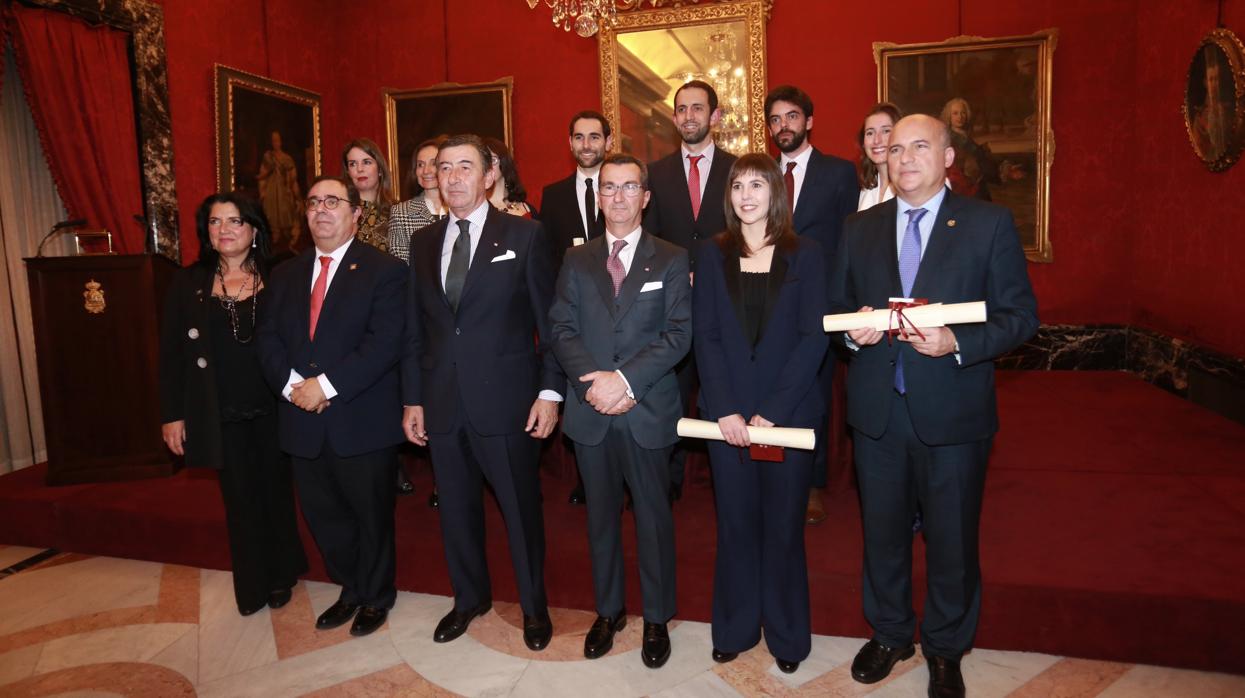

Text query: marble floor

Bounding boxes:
[0,545,1242,697]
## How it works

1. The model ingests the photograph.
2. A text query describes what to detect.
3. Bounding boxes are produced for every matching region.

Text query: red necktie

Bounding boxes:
[784,160,797,214]
[687,154,704,220]
[308,255,332,340]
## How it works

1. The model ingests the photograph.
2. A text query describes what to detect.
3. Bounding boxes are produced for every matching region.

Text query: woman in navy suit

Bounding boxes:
[694,153,830,673]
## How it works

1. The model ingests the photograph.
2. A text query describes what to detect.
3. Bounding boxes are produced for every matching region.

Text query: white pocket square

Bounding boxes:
[572,237,585,247]
[640,281,663,293]
[490,250,516,262]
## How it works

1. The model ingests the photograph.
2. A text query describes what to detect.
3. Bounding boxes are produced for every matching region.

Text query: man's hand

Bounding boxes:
[525,398,559,439]
[580,371,629,414]
[718,414,750,447]
[403,405,427,446]
[291,378,327,412]
[603,395,636,416]
[898,326,957,358]
[161,420,186,456]
[847,306,885,346]
[748,414,774,429]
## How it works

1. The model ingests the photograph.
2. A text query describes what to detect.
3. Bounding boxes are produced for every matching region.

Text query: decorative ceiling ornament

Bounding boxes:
[527,0,772,38]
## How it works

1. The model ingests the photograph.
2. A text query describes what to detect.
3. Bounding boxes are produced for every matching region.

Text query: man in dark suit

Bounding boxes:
[257,175,407,637]
[765,84,860,525]
[401,134,562,652]
[643,79,736,500]
[549,153,692,669]
[829,115,1038,698]
[538,110,614,507]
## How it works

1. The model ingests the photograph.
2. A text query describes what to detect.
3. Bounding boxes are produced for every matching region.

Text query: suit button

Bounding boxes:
[456,328,461,336]
[309,362,318,369]
[187,328,199,339]
[196,357,207,368]
[889,360,896,366]
[613,355,621,363]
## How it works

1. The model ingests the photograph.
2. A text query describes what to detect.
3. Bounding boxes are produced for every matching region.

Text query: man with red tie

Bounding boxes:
[257,175,407,637]
[643,80,737,501]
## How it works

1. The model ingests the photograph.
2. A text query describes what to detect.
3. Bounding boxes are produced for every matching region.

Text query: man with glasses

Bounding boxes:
[257,175,408,637]
[549,153,692,668]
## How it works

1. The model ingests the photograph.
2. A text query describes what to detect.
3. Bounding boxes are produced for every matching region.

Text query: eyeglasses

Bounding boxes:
[599,182,644,197]
[305,195,349,210]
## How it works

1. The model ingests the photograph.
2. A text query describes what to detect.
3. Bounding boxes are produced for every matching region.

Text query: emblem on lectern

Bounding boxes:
[83,279,106,314]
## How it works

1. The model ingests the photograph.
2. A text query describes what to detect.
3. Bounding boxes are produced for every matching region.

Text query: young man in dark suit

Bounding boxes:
[765,84,860,525]
[830,115,1038,698]
[643,79,737,501]
[549,153,692,669]
[256,175,408,637]
[401,134,562,653]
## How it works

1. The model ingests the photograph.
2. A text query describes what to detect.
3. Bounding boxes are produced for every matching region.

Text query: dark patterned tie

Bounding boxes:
[584,177,598,238]
[784,160,797,214]
[445,219,471,312]
[606,238,627,297]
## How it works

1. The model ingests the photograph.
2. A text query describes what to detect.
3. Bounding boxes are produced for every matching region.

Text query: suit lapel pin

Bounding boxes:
[349,263,358,270]
[644,267,650,272]
[947,219,957,228]
[493,241,499,247]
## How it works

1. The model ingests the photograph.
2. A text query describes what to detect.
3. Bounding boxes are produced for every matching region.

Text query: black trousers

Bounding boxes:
[218,412,308,611]
[428,402,548,616]
[810,352,835,488]
[575,418,676,623]
[854,393,990,659]
[292,444,398,609]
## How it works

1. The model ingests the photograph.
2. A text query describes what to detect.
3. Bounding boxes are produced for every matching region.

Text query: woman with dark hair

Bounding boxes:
[483,136,534,218]
[857,102,903,211]
[693,153,829,674]
[341,137,399,252]
[159,192,307,616]
[388,136,447,265]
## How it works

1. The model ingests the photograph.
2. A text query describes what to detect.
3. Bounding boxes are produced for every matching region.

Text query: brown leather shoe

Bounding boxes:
[805,488,827,525]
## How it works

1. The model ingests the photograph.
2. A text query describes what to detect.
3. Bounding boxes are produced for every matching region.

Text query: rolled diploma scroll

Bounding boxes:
[822,301,986,333]
[677,418,816,450]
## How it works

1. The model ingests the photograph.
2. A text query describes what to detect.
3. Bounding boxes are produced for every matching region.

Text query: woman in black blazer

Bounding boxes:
[159,192,307,616]
[693,153,830,673]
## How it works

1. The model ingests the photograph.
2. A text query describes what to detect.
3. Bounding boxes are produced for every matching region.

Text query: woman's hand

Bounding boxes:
[161,420,186,456]
[748,414,775,429]
[718,414,751,448]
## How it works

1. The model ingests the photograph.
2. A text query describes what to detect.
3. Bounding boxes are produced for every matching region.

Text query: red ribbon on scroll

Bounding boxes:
[886,298,929,346]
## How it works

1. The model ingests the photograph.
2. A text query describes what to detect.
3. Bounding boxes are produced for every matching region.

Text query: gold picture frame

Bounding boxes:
[875,30,1057,263]
[1182,28,1245,172]
[598,0,771,159]
[383,79,514,199]
[214,65,321,253]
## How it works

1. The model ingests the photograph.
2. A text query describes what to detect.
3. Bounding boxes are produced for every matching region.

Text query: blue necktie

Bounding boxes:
[894,207,927,394]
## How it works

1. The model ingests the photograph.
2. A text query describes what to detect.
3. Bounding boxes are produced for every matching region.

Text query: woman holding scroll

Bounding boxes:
[692,153,830,674]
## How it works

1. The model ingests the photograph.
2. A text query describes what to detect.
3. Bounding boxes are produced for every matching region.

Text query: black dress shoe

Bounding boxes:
[433,601,491,643]
[926,655,965,698]
[669,482,682,504]
[711,648,737,663]
[237,600,265,617]
[350,606,388,637]
[428,490,439,509]
[396,468,414,495]
[523,612,553,651]
[851,638,915,684]
[316,600,360,629]
[583,609,627,659]
[641,621,671,669]
[776,658,800,674]
[567,484,585,506]
[267,585,293,609]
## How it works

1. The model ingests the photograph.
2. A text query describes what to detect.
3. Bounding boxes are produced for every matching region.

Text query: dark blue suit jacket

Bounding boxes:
[791,147,859,279]
[829,189,1039,444]
[402,206,563,435]
[693,236,829,428]
[257,240,408,459]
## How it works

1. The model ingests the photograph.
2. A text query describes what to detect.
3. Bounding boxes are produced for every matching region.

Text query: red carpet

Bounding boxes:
[2,371,1243,674]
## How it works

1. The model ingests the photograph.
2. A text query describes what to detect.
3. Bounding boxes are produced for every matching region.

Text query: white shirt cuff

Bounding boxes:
[282,370,304,401]
[537,389,563,403]
[317,374,338,400]
[844,333,860,352]
[615,370,635,400]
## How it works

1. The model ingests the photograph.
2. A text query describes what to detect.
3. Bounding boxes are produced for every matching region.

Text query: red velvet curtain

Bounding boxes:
[9,5,144,254]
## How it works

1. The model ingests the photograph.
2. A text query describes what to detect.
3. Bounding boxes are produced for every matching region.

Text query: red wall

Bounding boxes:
[158,0,1245,357]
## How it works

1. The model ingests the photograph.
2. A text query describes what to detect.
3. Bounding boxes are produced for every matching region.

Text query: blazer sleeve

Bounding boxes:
[692,242,747,419]
[618,248,692,402]
[158,269,191,424]
[757,243,831,425]
[319,259,408,403]
[256,263,295,394]
[525,221,566,394]
[952,208,1039,367]
[401,259,423,406]
[548,256,597,403]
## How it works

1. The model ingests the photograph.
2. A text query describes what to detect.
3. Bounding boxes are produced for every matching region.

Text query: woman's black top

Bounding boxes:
[739,270,768,347]
[208,294,273,422]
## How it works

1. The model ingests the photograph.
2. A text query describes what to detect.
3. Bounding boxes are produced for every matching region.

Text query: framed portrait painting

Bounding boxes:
[214,65,321,254]
[1182,28,1245,172]
[383,78,513,199]
[875,30,1057,263]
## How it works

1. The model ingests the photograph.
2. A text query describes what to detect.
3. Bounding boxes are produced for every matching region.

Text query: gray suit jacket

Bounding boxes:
[549,230,692,449]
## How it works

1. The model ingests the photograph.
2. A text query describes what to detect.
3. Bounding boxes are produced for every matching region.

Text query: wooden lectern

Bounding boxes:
[25,254,180,485]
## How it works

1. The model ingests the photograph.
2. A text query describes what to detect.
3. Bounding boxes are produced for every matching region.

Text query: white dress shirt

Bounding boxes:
[779,145,813,211]
[681,141,716,202]
[575,166,602,238]
[283,238,355,402]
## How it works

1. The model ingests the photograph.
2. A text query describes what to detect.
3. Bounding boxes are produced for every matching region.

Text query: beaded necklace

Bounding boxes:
[215,263,259,344]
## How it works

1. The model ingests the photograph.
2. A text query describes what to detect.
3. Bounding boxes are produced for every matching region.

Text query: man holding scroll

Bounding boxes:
[829,114,1037,698]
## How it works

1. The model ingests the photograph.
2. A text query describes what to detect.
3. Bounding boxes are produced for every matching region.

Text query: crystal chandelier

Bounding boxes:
[526,0,620,37]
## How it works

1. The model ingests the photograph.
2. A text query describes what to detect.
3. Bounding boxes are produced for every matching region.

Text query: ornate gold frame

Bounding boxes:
[598,0,771,154]
[875,30,1058,263]
[382,79,514,191]
[213,65,322,193]
[1182,28,1245,172]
